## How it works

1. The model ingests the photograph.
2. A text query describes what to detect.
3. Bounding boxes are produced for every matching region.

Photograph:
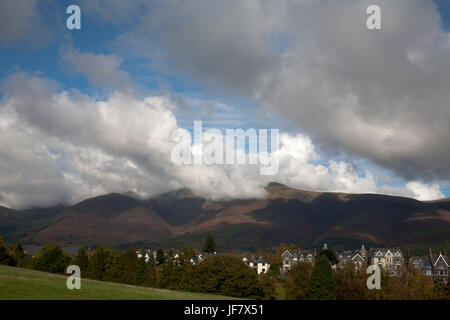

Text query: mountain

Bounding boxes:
[0,182,449,251]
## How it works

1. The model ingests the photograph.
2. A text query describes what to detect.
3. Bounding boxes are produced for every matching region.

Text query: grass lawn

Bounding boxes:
[0,265,239,300]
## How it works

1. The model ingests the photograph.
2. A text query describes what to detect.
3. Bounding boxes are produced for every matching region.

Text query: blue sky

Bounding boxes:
[1,0,450,207]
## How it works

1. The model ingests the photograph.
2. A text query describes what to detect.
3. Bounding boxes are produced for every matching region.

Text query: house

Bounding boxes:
[281,249,316,275]
[412,249,449,283]
[190,253,205,265]
[136,249,156,263]
[336,245,367,271]
[369,248,404,276]
[245,256,271,274]
[410,256,433,277]
[431,250,449,282]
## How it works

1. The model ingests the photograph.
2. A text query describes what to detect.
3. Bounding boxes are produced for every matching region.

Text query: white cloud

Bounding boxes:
[404,182,444,201]
[0,71,444,208]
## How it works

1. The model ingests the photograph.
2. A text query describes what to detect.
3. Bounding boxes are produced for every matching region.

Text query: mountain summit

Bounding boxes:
[0,183,449,250]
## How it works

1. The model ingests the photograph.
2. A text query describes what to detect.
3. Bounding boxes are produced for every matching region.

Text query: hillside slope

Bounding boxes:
[1,183,449,250]
[0,265,236,300]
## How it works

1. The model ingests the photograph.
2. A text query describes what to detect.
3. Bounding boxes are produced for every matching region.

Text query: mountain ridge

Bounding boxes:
[0,183,449,250]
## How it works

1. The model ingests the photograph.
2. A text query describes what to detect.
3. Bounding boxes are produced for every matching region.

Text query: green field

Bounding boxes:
[0,265,238,300]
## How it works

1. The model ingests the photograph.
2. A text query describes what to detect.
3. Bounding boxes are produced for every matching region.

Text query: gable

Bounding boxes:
[352,253,364,262]
[434,254,449,267]
[281,250,293,258]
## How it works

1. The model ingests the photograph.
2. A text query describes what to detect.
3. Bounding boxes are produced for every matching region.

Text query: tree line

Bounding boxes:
[1,237,449,300]
[0,235,276,299]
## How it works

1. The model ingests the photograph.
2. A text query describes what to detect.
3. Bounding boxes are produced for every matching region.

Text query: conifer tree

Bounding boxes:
[14,242,26,267]
[309,255,336,300]
[88,246,110,280]
[203,234,217,254]
[74,247,89,276]
[134,251,147,285]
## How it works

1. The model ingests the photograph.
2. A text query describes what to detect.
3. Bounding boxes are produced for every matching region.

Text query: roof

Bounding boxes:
[431,253,449,267]
[249,256,271,264]
[370,248,403,257]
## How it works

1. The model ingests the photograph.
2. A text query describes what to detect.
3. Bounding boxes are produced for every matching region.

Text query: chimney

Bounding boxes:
[428,248,433,259]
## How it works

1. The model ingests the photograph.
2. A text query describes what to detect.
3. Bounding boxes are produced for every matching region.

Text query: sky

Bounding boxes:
[0,0,450,209]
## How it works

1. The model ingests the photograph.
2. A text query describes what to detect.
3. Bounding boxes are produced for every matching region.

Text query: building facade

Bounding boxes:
[369,248,404,276]
[336,245,367,271]
[281,249,316,275]
[245,256,271,274]
[410,249,449,283]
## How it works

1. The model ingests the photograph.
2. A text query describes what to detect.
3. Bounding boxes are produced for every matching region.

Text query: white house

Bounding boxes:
[245,256,271,274]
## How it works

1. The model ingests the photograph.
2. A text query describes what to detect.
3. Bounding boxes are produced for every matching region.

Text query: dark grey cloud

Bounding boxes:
[0,0,55,47]
[106,0,450,181]
[60,44,135,91]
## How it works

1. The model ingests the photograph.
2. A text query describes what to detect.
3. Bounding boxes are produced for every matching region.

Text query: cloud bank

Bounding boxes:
[0,71,443,209]
[100,0,450,181]
[0,0,448,208]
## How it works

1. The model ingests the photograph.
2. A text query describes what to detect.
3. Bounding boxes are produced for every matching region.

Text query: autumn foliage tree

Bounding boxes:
[284,262,312,300]
[335,261,369,300]
[383,267,435,300]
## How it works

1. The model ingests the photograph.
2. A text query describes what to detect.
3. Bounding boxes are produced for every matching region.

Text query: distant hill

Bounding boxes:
[1,182,449,251]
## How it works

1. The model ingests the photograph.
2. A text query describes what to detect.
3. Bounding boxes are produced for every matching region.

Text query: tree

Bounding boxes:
[335,261,368,300]
[134,251,147,286]
[32,244,68,274]
[13,242,26,267]
[156,249,165,265]
[284,262,312,300]
[384,267,435,300]
[193,255,264,298]
[159,262,194,290]
[178,246,196,265]
[434,278,450,300]
[146,251,155,265]
[202,234,217,254]
[259,272,278,300]
[144,261,158,288]
[88,246,112,281]
[275,243,288,264]
[0,246,16,266]
[110,248,138,284]
[74,247,89,276]
[309,255,336,300]
[317,248,339,266]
